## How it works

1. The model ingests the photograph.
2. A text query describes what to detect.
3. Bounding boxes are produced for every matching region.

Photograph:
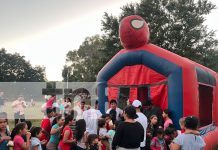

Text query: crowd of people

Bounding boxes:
[0,95,206,150]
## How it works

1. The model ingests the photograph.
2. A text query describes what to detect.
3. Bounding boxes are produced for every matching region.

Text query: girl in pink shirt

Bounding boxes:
[162,109,173,130]
[11,122,31,150]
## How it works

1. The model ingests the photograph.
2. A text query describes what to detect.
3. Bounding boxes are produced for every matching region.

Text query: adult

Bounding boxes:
[11,96,27,126]
[132,100,148,150]
[94,100,103,117]
[143,100,163,127]
[46,95,56,108]
[76,119,88,150]
[82,106,102,134]
[146,115,158,150]
[106,99,123,122]
[112,105,144,150]
[162,109,173,130]
[171,116,205,150]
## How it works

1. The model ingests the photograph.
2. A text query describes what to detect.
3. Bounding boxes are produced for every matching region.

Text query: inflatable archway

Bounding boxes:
[97,15,218,149]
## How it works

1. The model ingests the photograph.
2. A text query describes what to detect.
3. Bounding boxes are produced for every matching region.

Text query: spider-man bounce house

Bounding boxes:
[97,15,218,149]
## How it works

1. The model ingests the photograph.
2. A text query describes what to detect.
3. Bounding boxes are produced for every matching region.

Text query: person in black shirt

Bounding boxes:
[112,105,144,150]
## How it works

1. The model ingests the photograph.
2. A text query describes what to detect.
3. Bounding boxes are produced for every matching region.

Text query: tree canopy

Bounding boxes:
[0,48,46,82]
[63,0,218,82]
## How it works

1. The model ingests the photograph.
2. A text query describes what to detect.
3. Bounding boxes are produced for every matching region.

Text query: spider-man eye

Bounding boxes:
[130,19,145,30]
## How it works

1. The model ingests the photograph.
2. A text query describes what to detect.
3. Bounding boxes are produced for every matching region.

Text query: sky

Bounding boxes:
[0,0,218,81]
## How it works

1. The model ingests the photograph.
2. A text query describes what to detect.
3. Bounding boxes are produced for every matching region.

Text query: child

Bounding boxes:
[58,115,76,150]
[164,125,178,150]
[98,118,110,150]
[40,108,54,150]
[30,127,43,150]
[101,114,112,131]
[107,120,121,149]
[150,128,167,150]
[87,134,102,150]
[0,112,11,150]
[11,122,31,150]
[162,109,173,130]
[47,115,64,150]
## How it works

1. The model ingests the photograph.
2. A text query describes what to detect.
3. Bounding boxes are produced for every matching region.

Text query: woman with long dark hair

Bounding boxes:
[58,115,75,150]
[76,119,87,150]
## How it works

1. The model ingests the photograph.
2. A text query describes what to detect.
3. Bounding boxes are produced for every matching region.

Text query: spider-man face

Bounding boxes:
[119,15,150,49]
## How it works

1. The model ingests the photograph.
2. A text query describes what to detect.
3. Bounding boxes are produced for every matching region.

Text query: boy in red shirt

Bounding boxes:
[40,108,54,150]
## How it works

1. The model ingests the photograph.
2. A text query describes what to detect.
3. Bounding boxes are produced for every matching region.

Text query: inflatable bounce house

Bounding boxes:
[97,15,218,149]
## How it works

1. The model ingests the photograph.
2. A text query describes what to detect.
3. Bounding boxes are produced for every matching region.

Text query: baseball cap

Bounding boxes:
[132,100,142,108]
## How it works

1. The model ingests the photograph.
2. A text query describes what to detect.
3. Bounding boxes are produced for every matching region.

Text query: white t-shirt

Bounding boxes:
[135,112,148,147]
[173,134,205,150]
[82,108,102,134]
[106,107,123,121]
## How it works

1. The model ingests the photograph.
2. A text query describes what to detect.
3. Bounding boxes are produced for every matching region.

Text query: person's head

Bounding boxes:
[110,99,117,109]
[87,134,98,146]
[30,127,42,138]
[64,114,74,126]
[98,118,106,128]
[11,122,28,140]
[76,119,86,141]
[52,115,65,126]
[53,107,61,116]
[165,125,178,139]
[25,120,32,130]
[162,109,171,119]
[46,108,55,118]
[184,116,199,130]
[144,100,152,110]
[0,112,7,130]
[179,117,186,130]
[18,96,23,101]
[101,114,111,124]
[95,100,99,109]
[123,105,137,120]
[81,101,85,109]
[132,100,142,112]
[156,128,165,139]
[150,115,158,125]
[66,97,72,103]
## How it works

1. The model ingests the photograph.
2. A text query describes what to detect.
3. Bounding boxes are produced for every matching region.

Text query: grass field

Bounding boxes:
[2,102,44,129]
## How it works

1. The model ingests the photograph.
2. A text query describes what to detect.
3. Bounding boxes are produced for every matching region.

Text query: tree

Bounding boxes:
[63,0,218,81]
[0,48,46,82]
[62,35,106,82]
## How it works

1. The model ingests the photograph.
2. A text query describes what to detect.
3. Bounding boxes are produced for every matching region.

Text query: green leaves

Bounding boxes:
[0,48,46,82]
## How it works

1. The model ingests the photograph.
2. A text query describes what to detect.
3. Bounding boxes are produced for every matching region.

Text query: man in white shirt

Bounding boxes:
[12,96,27,126]
[106,99,123,122]
[132,100,148,150]
[82,106,102,134]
